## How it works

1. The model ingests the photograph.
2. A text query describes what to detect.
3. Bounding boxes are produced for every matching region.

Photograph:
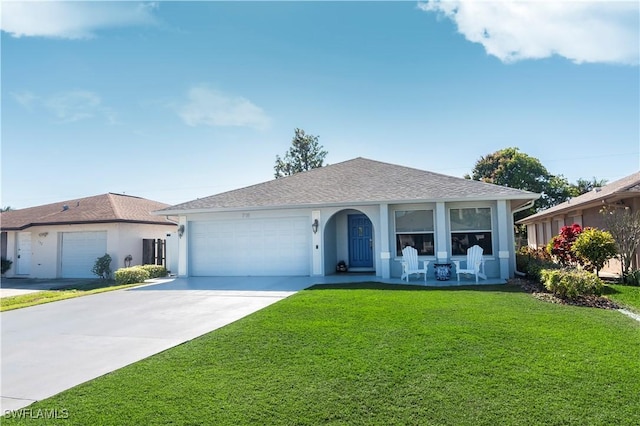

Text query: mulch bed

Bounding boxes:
[508,278,620,310]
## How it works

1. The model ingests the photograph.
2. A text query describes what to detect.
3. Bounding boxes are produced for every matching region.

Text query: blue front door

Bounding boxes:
[348,214,373,268]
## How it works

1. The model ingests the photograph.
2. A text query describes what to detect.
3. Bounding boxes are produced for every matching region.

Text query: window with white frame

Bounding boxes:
[449,207,493,256]
[395,210,434,256]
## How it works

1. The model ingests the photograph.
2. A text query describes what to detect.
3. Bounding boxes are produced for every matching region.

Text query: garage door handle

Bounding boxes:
[17,255,20,258]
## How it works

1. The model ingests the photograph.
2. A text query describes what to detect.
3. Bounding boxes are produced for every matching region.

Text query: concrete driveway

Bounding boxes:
[1,277,308,413]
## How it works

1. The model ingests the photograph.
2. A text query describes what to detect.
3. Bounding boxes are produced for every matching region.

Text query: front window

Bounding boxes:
[450,208,493,256]
[395,210,434,256]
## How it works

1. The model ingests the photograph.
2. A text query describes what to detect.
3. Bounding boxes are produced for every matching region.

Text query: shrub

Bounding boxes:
[1,257,13,275]
[572,228,617,275]
[624,269,640,286]
[525,259,561,282]
[518,246,552,260]
[517,246,557,281]
[547,224,582,267]
[114,267,150,285]
[92,254,112,279]
[540,268,604,300]
[139,264,168,279]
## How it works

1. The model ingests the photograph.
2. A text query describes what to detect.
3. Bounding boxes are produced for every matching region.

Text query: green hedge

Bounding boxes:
[540,268,604,300]
[624,269,640,286]
[517,247,558,282]
[139,265,168,279]
[114,267,150,285]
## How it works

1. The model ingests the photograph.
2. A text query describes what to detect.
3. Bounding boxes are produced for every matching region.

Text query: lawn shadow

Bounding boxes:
[602,285,622,295]
[307,281,525,294]
[0,278,110,291]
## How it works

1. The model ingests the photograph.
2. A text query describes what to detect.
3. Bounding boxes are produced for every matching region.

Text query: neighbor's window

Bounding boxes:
[450,207,493,256]
[395,210,434,256]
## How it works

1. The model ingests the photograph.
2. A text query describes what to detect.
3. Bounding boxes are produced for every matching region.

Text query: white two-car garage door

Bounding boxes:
[61,231,107,278]
[189,218,310,276]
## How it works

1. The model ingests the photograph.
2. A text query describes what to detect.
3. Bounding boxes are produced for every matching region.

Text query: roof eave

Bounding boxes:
[155,194,540,216]
[517,192,633,224]
[1,219,177,231]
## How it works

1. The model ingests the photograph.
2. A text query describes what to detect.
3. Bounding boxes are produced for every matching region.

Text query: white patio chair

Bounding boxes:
[401,246,429,283]
[452,245,487,283]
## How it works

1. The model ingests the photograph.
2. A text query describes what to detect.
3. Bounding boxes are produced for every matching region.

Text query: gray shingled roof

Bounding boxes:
[1,193,176,231]
[158,158,538,214]
[519,171,640,224]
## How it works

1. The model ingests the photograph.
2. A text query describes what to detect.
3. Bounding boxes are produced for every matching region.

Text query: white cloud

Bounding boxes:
[12,90,116,123]
[178,86,271,130]
[12,90,37,108]
[44,91,102,122]
[419,1,639,65]
[1,2,158,39]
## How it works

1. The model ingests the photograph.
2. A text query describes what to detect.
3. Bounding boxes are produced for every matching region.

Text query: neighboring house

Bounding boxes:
[518,171,640,275]
[0,193,177,279]
[155,158,539,281]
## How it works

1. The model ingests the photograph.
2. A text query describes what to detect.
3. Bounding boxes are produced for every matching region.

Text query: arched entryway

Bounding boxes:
[323,209,376,275]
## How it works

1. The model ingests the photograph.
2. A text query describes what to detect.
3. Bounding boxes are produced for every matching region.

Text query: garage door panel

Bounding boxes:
[61,231,107,278]
[189,218,310,276]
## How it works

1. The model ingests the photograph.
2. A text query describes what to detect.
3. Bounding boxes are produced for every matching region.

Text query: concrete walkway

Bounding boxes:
[0,277,307,413]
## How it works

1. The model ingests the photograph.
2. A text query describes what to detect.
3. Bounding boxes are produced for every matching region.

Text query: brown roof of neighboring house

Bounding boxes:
[157,157,539,214]
[1,193,176,231]
[518,171,640,224]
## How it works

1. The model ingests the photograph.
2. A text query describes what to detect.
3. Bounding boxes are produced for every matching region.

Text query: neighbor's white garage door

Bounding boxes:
[189,218,310,276]
[61,231,107,278]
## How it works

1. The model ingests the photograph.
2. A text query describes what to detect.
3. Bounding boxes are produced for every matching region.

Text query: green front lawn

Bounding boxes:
[4,284,639,425]
[605,284,640,313]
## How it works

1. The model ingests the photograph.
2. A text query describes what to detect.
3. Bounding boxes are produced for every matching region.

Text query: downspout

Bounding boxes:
[512,199,537,277]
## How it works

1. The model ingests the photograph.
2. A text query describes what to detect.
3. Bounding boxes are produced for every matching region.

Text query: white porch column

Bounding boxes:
[497,200,510,280]
[379,204,390,279]
[312,210,322,276]
[178,217,188,277]
[435,202,448,263]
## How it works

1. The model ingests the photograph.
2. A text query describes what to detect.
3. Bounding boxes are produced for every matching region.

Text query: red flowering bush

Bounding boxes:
[546,224,582,267]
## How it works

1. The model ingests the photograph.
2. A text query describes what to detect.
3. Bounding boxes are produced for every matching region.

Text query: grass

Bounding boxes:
[3,283,639,425]
[0,281,146,312]
[604,284,640,313]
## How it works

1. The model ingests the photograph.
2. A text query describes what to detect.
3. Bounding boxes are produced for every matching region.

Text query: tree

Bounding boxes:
[601,206,640,282]
[544,175,576,210]
[466,147,573,219]
[274,128,327,178]
[1,206,13,212]
[572,228,617,276]
[572,177,608,196]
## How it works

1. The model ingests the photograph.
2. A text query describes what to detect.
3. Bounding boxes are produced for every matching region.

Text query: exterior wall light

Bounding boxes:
[312,219,319,234]
[178,224,185,238]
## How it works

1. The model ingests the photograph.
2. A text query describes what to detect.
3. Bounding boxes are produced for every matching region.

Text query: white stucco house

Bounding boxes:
[1,193,177,279]
[155,158,539,281]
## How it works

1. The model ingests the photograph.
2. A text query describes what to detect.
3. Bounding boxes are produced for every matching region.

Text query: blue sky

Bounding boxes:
[2,1,639,209]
